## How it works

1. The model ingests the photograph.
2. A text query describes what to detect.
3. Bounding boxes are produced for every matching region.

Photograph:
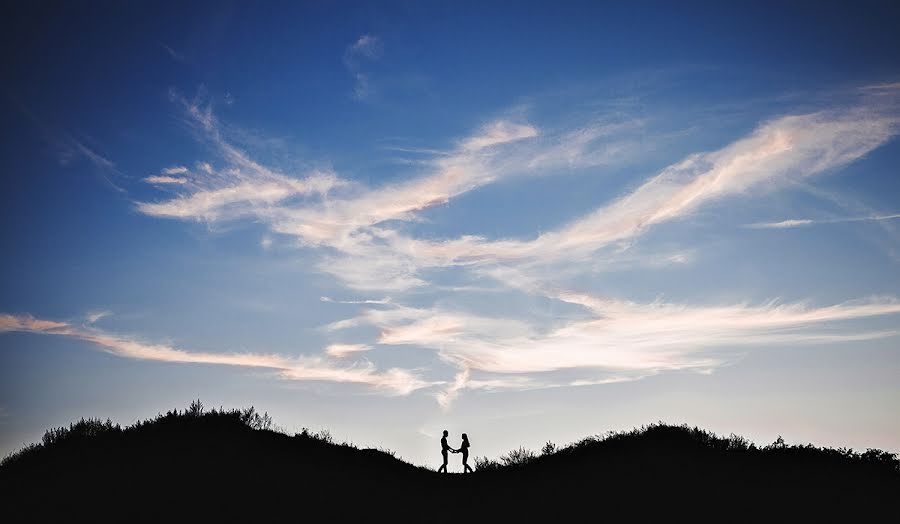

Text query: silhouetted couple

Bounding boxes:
[439,430,473,473]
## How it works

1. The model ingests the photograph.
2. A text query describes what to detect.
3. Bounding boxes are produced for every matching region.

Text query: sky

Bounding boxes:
[2,1,900,468]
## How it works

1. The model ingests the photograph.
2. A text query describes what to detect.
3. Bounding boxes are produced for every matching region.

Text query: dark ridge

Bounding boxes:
[1,401,897,522]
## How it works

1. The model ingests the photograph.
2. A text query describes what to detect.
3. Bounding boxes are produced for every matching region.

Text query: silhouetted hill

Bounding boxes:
[2,401,897,522]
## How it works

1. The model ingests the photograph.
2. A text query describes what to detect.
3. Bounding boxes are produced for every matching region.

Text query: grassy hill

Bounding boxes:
[2,401,897,521]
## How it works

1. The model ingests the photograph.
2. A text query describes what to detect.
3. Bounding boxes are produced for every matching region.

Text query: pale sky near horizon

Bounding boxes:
[2,1,900,468]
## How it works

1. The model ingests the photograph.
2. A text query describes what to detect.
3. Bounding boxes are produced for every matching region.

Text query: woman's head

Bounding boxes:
[462,433,468,441]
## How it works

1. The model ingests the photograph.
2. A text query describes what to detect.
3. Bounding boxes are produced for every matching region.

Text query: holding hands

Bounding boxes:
[438,431,473,473]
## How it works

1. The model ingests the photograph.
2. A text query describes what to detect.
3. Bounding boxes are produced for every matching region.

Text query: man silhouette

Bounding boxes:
[438,429,455,473]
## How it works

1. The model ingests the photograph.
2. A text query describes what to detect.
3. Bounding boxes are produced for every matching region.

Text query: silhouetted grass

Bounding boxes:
[1,402,897,522]
[476,423,899,473]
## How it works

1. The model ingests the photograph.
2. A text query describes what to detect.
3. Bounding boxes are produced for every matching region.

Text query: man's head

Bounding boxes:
[442,430,448,437]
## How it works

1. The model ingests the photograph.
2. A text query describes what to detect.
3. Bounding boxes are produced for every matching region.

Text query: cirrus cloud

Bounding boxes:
[97,86,900,406]
[0,314,431,396]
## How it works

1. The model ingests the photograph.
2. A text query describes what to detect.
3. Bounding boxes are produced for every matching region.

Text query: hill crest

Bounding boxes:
[2,401,897,521]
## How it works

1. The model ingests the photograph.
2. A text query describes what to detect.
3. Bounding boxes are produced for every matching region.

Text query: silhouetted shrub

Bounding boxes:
[239,407,273,430]
[186,399,204,417]
[41,418,121,446]
[370,447,398,458]
[541,441,557,456]
[766,435,787,450]
[295,427,334,444]
[473,456,501,472]
[860,448,899,471]
[0,443,41,468]
[500,446,536,467]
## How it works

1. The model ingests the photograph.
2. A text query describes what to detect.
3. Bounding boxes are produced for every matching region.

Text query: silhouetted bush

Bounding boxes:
[240,407,273,430]
[541,441,557,456]
[499,446,537,467]
[295,427,334,444]
[470,422,900,476]
[186,399,204,417]
[473,455,501,472]
[727,433,751,451]
[41,418,121,446]
[0,443,40,468]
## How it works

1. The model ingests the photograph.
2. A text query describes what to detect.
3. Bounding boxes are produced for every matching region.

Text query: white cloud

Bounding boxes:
[0,314,431,396]
[461,121,539,151]
[747,219,815,229]
[390,107,899,268]
[85,310,112,324]
[344,35,383,100]
[746,213,900,229]
[436,368,470,410]
[320,296,392,305]
[323,303,431,332]
[126,90,900,407]
[861,81,900,92]
[286,104,898,296]
[68,139,116,170]
[349,35,382,60]
[352,73,371,100]
[144,175,188,185]
[162,166,189,175]
[137,98,348,220]
[365,295,900,378]
[139,172,344,221]
[326,343,373,358]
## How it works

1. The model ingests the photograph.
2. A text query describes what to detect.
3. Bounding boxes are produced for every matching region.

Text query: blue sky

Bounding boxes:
[2,1,900,467]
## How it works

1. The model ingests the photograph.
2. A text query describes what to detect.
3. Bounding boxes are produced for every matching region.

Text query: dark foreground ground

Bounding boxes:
[1,403,897,522]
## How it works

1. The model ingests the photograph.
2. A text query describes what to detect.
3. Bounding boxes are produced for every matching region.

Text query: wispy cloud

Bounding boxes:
[137,93,347,221]
[161,43,186,63]
[461,121,539,151]
[390,106,899,268]
[85,310,112,324]
[13,100,117,176]
[320,296,392,305]
[144,175,188,185]
[348,35,383,60]
[345,295,900,380]
[861,81,900,92]
[54,135,126,192]
[312,292,900,409]
[746,213,900,229]
[0,314,431,395]
[326,343,373,358]
[162,166,189,175]
[127,88,900,406]
[63,139,116,171]
[436,368,471,409]
[344,35,383,100]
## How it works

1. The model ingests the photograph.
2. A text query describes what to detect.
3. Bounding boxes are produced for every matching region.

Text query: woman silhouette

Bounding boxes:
[459,433,473,473]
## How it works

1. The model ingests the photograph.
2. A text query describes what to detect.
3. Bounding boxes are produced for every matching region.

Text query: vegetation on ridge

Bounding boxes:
[1,400,897,521]
[3,399,898,474]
